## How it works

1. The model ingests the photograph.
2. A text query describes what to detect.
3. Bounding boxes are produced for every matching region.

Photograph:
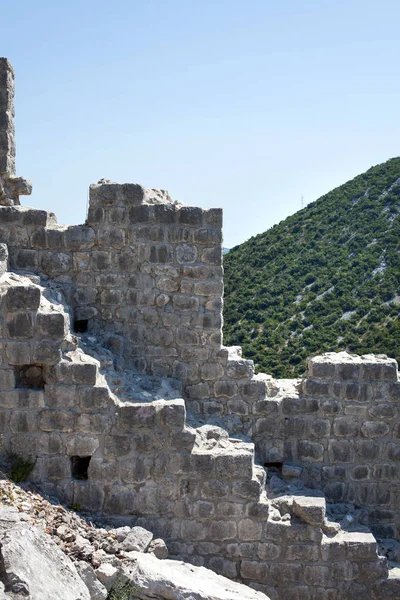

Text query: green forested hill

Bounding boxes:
[223,158,400,378]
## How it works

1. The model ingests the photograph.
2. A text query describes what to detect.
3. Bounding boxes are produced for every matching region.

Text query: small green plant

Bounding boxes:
[67,503,81,512]
[107,577,140,600]
[7,453,36,483]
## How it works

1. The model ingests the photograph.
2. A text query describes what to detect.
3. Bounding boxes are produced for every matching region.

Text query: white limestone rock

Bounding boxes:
[119,526,153,552]
[120,551,270,600]
[76,561,108,600]
[0,523,90,599]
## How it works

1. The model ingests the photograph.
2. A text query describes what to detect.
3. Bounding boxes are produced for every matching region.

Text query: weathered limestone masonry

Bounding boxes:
[186,349,400,541]
[0,57,399,599]
[0,270,397,600]
[0,58,32,206]
[1,182,223,382]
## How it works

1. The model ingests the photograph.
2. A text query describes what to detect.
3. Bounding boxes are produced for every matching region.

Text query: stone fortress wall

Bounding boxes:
[0,57,399,599]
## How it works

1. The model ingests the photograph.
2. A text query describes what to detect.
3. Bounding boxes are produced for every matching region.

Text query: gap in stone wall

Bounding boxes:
[74,319,88,334]
[14,365,45,390]
[70,456,91,480]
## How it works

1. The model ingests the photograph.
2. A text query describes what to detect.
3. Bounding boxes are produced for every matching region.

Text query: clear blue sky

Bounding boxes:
[2,0,400,248]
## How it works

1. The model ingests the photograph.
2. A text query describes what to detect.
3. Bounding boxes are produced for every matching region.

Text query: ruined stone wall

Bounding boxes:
[0,271,393,600]
[2,198,400,541]
[186,350,400,540]
[0,184,223,380]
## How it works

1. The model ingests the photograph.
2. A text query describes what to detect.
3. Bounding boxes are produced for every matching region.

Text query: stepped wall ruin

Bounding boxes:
[0,56,399,599]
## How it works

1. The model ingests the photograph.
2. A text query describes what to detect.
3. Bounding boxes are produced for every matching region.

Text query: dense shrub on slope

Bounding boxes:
[223,157,400,378]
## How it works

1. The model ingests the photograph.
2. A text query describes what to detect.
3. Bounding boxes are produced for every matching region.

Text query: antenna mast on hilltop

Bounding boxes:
[301,194,304,209]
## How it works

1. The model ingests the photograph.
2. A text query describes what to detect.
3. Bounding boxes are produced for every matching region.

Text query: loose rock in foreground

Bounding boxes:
[121,551,270,600]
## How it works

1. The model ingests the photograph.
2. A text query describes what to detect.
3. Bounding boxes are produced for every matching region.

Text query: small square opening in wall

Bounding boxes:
[14,365,45,390]
[264,462,283,474]
[71,456,91,480]
[74,319,88,333]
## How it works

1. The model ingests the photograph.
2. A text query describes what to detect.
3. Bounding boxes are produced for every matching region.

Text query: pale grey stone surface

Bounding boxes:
[0,523,90,599]
[121,552,270,599]
[76,562,108,600]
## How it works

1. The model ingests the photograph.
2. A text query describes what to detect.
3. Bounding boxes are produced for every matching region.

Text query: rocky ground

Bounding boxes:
[0,474,269,600]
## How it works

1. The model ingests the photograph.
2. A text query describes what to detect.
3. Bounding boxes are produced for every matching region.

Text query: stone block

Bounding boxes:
[270,563,303,584]
[33,341,61,365]
[104,435,132,457]
[129,204,151,223]
[154,204,177,223]
[17,389,44,408]
[43,455,71,480]
[214,381,237,398]
[297,440,324,462]
[227,398,249,415]
[118,404,157,429]
[172,295,199,311]
[201,247,221,265]
[206,556,237,579]
[78,386,110,411]
[293,496,326,526]
[45,384,77,408]
[6,285,41,310]
[180,520,206,541]
[304,565,332,587]
[66,434,99,456]
[40,410,75,432]
[192,500,215,519]
[120,457,151,484]
[240,560,269,581]
[201,480,229,499]
[237,519,262,541]
[11,249,38,270]
[9,410,37,433]
[72,362,98,385]
[282,397,319,414]
[185,383,210,400]
[309,360,336,378]
[350,465,370,480]
[215,452,253,480]
[76,413,106,434]
[303,378,330,396]
[232,479,261,500]
[226,359,254,379]
[5,341,32,364]
[321,536,346,561]
[308,418,331,438]
[358,557,388,582]
[333,417,360,437]
[176,244,198,263]
[7,312,34,339]
[41,251,72,274]
[285,543,319,562]
[0,368,15,389]
[331,560,359,581]
[200,362,224,380]
[37,312,65,339]
[72,481,105,512]
[283,416,306,437]
[160,401,185,429]
[361,420,390,438]
[324,482,347,503]
[386,443,400,462]
[328,439,353,463]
